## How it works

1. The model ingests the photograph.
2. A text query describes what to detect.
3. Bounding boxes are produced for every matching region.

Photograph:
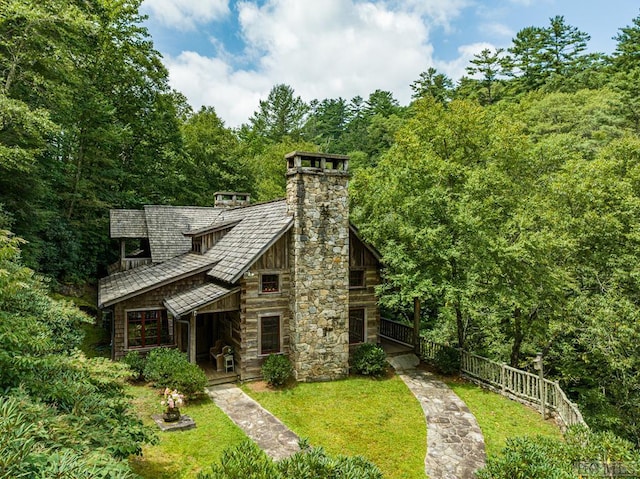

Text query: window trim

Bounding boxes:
[348,307,366,345]
[125,307,174,350]
[260,272,281,294]
[258,313,283,356]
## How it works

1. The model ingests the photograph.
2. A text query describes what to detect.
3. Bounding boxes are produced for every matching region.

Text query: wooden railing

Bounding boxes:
[380,317,414,346]
[381,317,587,430]
[107,257,152,274]
[421,338,587,430]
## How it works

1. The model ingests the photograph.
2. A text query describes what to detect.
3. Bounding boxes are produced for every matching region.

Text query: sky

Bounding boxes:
[139,0,640,127]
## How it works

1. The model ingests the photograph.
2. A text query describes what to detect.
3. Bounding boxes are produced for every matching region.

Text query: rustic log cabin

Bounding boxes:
[98,152,382,382]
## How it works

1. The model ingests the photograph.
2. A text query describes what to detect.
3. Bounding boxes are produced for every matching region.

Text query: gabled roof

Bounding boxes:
[163,283,240,318]
[144,206,224,263]
[98,253,219,308]
[203,199,293,283]
[110,210,148,238]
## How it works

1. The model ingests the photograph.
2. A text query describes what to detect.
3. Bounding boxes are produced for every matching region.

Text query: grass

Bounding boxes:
[127,384,247,479]
[242,375,426,479]
[445,378,563,457]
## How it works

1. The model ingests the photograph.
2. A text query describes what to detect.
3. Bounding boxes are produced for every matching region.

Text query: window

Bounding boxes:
[127,309,173,348]
[260,315,281,355]
[261,274,280,293]
[349,308,365,344]
[349,269,365,288]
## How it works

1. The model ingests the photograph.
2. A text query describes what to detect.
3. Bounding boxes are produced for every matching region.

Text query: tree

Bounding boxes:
[465,48,506,105]
[504,17,593,94]
[351,98,565,354]
[410,67,453,103]
[546,137,640,444]
[246,84,309,144]
[611,12,640,71]
[179,106,250,205]
[303,97,349,153]
[0,0,185,281]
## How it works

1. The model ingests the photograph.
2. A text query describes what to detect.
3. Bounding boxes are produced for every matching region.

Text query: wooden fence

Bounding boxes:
[380,318,587,430]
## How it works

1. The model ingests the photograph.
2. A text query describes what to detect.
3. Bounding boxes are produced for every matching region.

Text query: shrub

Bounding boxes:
[261,354,293,387]
[433,346,461,375]
[122,351,146,381]
[143,348,207,398]
[352,343,387,377]
[197,439,383,479]
[476,427,640,479]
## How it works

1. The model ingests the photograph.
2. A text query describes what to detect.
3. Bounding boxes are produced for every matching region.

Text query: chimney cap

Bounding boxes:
[285,151,349,161]
[285,151,349,172]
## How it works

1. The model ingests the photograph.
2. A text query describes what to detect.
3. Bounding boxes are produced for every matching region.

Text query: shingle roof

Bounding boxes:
[98,253,219,308]
[144,206,224,262]
[163,283,239,318]
[110,210,148,238]
[203,199,293,283]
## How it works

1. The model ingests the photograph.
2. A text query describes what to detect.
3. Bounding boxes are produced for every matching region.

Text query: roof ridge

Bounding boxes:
[225,197,285,210]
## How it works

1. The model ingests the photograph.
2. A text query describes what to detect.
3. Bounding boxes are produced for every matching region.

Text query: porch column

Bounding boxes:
[189,311,197,363]
[120,239,126,271]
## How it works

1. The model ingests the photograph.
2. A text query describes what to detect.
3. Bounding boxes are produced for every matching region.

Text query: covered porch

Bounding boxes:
[163,283,241,382]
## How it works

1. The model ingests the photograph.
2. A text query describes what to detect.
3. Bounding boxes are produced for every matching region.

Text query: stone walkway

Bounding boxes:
[205,384,300,460]
[389,354,486,479]
[207,357,485,478]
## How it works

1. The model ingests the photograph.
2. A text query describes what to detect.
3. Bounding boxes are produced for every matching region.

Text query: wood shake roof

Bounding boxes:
[163,283,239,318]
[99,199,292,307]
[98,253,219,308]
[110,210,148,238]
[144,206,224,262]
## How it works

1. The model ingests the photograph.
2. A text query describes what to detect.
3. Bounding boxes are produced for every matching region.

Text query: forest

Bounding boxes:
[1,0,640,475]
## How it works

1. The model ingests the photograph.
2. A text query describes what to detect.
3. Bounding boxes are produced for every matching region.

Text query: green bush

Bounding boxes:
[261,354,293,387]
[197,439,383,479]
[433,346,461,375]
[477,427,640,479]
[122,351,146,381]
[352,343,388,377]
[143,348,207,398]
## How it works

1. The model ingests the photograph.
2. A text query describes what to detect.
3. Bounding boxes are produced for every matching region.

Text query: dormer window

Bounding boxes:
[261,274,280,293]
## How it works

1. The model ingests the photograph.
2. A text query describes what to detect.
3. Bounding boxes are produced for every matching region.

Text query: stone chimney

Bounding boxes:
[285,151,350,381]
[213,192,251,208]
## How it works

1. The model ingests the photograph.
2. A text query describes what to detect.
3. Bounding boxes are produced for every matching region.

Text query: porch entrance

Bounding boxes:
[195,311,238,360]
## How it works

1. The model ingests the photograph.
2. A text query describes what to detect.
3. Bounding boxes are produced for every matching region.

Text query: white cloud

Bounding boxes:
[141,0,229,31]
[164,51,270,126]
[162,0,488,127]
[480,22,514,38]
[396,0,472,31]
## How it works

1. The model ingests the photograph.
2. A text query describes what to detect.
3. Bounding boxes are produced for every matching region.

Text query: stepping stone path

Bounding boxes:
[389,354,486,479]
[206,384,300,460]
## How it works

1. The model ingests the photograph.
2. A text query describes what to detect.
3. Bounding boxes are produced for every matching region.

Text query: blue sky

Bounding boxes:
[140,0,639,127]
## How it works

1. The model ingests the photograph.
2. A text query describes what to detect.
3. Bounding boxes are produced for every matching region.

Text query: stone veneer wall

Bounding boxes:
[286,163,350,381]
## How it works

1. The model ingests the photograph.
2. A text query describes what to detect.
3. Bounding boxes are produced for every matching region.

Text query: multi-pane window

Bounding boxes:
[261,274,280,293]
[349,269,365,288]
[127,309,172,348]
[349,308,365,344]
[260,315,281,355]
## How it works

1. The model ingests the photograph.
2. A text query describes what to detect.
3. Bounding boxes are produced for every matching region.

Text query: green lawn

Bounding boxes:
[125,372,562,478]
[446,378,563,458]
[243,375,426,479]
[127,385,247,479]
